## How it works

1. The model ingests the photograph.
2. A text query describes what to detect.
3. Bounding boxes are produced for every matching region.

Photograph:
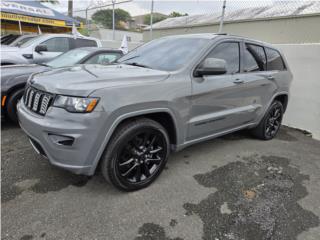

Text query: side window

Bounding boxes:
[85,53,122,65]
[206,42,240,74]
[40,37,70,52]
[265,47,285,71]
[245,44,267,71]
[75,39,97,48]
[243,46,261,72]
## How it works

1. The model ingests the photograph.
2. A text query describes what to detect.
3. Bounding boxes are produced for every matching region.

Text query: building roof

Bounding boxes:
[0,0,80,26]
[145,1,320,30]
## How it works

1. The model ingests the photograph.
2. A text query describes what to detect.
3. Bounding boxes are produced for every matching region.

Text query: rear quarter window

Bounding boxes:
[265,47,286,71]
[75,39,97,48]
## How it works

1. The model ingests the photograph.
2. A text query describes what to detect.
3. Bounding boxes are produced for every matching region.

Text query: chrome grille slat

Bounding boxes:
[32,92,41,111]
[23,87,53,116]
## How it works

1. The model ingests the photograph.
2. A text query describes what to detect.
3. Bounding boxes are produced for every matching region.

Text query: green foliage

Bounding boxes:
[168,11,188,17]
[92,8,131,29]
[143,14,167,25]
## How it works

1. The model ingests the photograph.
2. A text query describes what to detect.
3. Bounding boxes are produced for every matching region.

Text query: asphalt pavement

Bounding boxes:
[1,121,320,240]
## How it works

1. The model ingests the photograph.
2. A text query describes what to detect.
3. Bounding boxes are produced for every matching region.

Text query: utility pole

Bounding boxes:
[150,0,154,40]
[112,0,116,40]
[219,0,227,33]
[68,0,73,17]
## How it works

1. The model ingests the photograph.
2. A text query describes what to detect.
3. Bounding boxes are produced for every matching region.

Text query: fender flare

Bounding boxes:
[88,107,179,175]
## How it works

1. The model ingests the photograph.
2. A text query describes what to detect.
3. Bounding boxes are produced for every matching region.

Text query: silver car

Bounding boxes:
[18,34,292,191]
[1,34,102,65]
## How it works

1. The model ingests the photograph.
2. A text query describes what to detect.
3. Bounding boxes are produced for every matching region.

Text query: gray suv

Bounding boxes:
[17,34,292,191]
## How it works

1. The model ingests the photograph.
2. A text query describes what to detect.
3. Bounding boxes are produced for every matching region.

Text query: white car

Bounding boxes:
[0,34,102,65]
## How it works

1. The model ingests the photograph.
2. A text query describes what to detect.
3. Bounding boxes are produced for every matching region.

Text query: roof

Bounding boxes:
[145,1,320,30]
[0,0,80,26]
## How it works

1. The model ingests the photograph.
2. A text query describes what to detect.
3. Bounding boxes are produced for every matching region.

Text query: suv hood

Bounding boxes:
[30,64,170,96]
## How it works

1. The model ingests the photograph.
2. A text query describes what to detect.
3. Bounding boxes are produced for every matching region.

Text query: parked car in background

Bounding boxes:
[0,34,102,65]
[1,34,21,45]
[1,34,37,47]
[1,47,123,122]
[17,34,292,191]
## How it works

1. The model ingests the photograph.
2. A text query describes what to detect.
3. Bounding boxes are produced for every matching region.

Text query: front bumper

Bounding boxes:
[17,100,109,175]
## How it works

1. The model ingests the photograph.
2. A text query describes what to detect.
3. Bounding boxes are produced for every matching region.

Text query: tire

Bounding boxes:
[101,118,170,191]
[6,88,25,123]
[251,100,284,140]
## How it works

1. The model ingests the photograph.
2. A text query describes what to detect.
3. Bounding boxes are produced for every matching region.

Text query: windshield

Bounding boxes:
[11,36,36,47]
[19,35,43,48]
[117,37,210,71]
[46,49,91,68]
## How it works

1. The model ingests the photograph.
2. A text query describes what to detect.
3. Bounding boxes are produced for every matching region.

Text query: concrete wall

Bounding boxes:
[100,40,142,50]
[143,15,320,44]
[90,29,143,42]
[278,44,320,140]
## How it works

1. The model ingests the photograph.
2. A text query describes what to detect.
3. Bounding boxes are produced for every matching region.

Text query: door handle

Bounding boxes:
[233,78,244,84]
[267,76,275,80]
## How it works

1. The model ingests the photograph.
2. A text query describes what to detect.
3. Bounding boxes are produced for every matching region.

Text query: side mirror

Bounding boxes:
[35,45,48,53]
[195,58,227,77]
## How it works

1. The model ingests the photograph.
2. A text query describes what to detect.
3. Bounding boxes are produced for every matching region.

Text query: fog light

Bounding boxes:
[48,133,74,146]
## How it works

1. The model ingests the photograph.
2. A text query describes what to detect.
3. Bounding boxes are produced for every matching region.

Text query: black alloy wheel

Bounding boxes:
[101,118,170,191]
[265,104,282,139]
[117,129,167,184]
[251,100,284,140]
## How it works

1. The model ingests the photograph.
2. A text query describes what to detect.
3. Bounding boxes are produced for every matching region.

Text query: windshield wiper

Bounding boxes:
[117,55,140,63]
[124,62,152,69]
[38,63,50,67]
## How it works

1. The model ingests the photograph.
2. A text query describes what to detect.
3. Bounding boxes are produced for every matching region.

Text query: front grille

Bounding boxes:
[24,87,53,116]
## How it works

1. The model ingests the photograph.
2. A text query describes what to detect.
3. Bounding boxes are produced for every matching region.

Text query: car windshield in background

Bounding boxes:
[12,36,36,47]
[19,35,43,48]
[46,49,91,68]
[117,37,210,71]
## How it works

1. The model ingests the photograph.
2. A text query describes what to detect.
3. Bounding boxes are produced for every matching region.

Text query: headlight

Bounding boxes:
[53,95,99,113]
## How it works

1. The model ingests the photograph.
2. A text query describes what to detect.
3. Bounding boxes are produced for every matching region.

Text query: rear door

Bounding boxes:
[237,42,278,119]
[33,37,72,63]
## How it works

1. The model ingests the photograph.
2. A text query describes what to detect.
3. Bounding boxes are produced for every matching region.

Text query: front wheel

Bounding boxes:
[101,118,170,191]
[251,100,284,140]
[7,88,25,123]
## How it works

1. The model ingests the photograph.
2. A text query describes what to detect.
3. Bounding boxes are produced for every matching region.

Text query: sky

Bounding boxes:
[42,0,276,17]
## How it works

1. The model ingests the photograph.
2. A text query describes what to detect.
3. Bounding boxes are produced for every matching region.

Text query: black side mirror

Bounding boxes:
[35,45,48,53]
[195,58,227,77]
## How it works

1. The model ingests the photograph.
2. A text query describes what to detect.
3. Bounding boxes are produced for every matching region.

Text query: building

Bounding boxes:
[143,1,320,44]
[0,0,80,35]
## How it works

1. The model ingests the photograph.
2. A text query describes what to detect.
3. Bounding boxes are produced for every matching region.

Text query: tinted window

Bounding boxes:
[85,52,122,65]
[118,37,210,71]
[243,47,261,72]
[206,42,240,74]
[41,37,70,52]
[245,44,267,71]
[76,39,97,47]
[266,47,285,71]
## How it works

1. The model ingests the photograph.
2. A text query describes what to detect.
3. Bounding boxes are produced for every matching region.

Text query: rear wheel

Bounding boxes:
[251,100,284,140]
[7,88,24,123]
[101,118,170,191]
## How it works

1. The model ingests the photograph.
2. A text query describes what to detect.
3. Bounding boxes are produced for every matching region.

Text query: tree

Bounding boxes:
[143,14,167,25]
[92,9,131,29]
[168,11,188,18]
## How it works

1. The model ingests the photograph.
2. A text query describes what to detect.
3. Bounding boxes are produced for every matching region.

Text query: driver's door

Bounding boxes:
[188,41,256,141]
[33,37,71,63]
